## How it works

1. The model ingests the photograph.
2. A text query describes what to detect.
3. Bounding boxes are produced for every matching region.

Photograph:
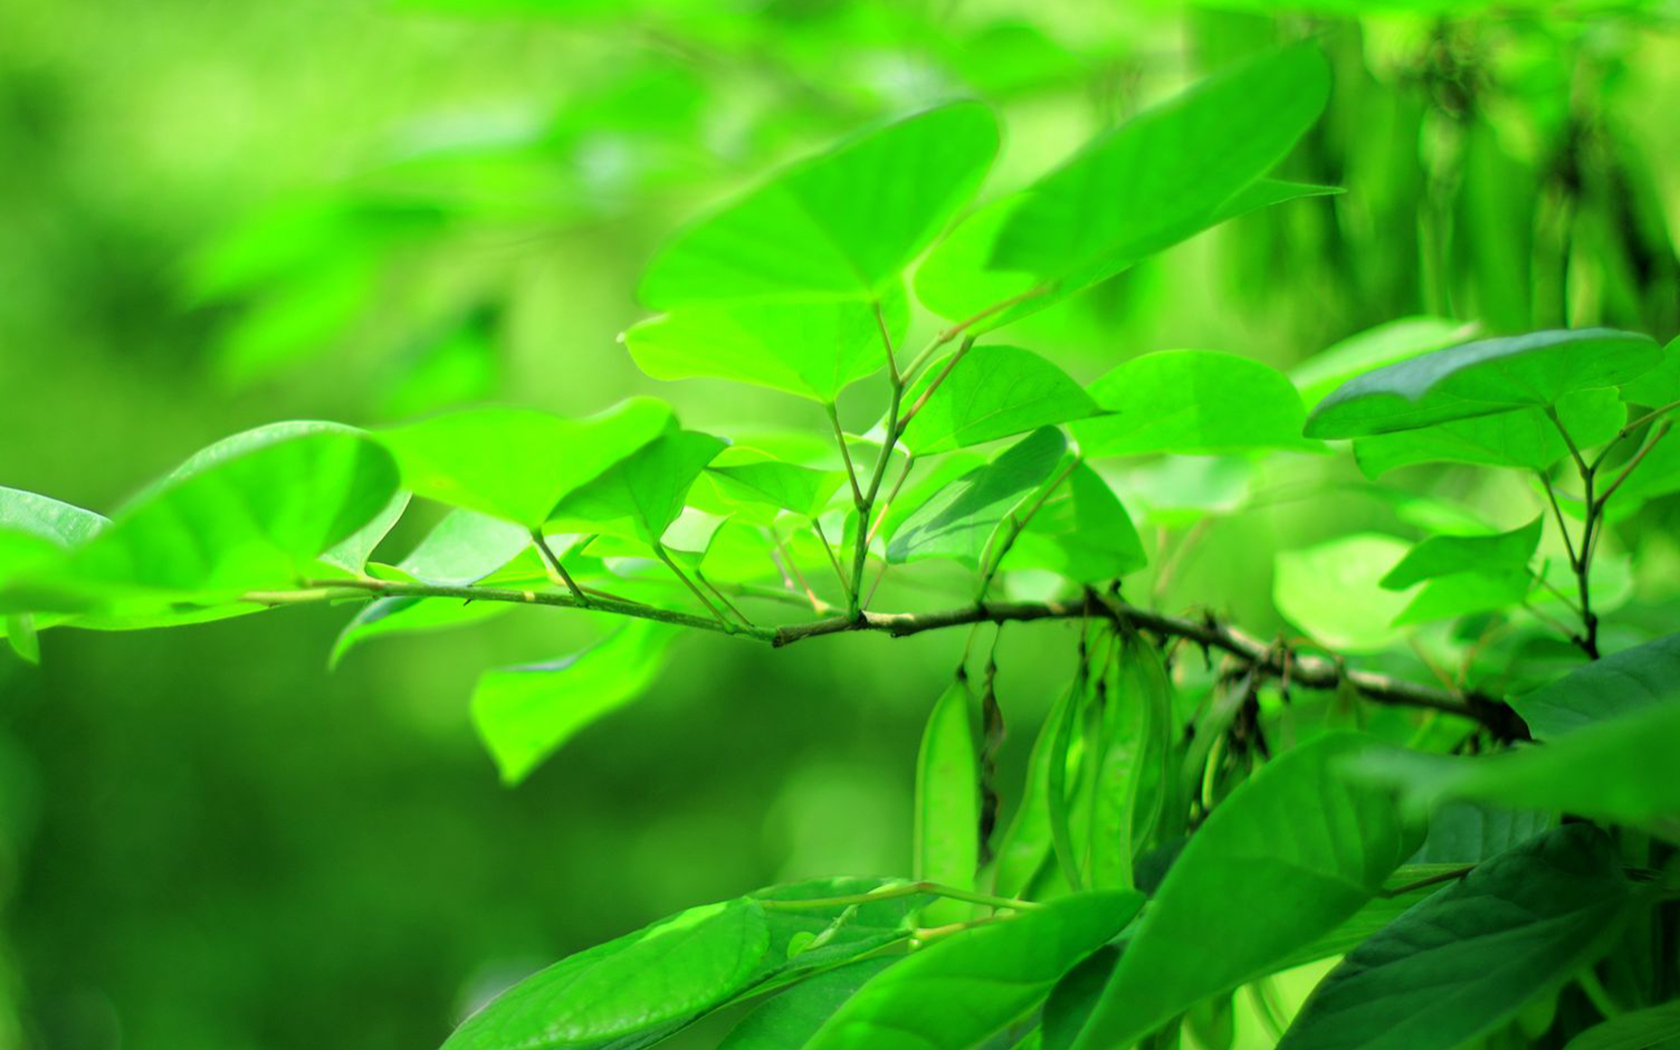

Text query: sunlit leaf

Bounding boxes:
[1273,534,1412,652]
[706,451,845,519]
[471,619,677,785]
[321,490,410,575]
[888,427,1068,568]
[330,595,513,669]
[1069,734,1422,1050]
[804,890,1144,1050]
[394,508,533,586]
[443,895,768,1049]
[1380,519,1542,589]
[915,677,981,927]
[1277,825,1633,1050]
[381,400,675,527]
[1073,350,1318,457]
[551,430,727,544]
[0,486,108,549]
[639,103,998,305]
[1390,569,1531,627]
[1305,328,1660,439]
[1351,389,1625,477]
[899,345,1099,455]
[1292,317,1480,408]
[1008,463,1146,582]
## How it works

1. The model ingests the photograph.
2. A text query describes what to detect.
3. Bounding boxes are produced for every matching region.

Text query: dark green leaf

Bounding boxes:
[1305,328,1660,439]
[1513,633,1680,740]
[717,958,899,1050]
[1410,801,1554,864]
[1041,946,1120,1050]
[1277,825,1633,1050]
[1561,999,1680,1050]
[1293,317,1480,408]
[899,345,1099,455]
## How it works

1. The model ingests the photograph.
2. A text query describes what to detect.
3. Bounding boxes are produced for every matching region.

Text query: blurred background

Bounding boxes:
[1,0,1677,1047]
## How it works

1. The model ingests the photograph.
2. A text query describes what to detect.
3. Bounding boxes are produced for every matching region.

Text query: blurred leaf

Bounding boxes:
[888,428,1068,568]
[1069,734,1422,1050]
[381,400,674,528]
[1619,333,1680,407]
[322,490,411,575]
[1073,350,1317,457]
[1512,633,1680,740]
[443,894,767,1048]
[0,486,108,548]
[1352,389,1625,477]
[552,430,727,544]
[1561,999,1680,1050]
[1306,329,1660,439]
[395,508,532,585]
[1292,317,1478,408]
[639,103,998,305]
[1411,802,1555,864]
[1381,519,1541,589]
[1277,825,1632,1050]
[330,595,512,669]
[624,292,906,404]
[717,958,899,1050]
[899,345,1099,455]
[803,890,1145,1050]
[1391,569,1531,627]
[1117,457,1255,527]
[1010,464,1146,583]
[4,613,40,664]
[379,308,502,420]
[752,876,925,974]
[1267,864,1491,974]
[1273,534,1412,652]
[915,676,981,927]
[471,619,677,785]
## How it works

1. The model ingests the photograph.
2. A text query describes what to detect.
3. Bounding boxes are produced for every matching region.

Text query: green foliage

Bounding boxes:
[913,677,981,927]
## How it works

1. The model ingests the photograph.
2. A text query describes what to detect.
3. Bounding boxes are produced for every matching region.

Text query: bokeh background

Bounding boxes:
[2,1,1678,1048]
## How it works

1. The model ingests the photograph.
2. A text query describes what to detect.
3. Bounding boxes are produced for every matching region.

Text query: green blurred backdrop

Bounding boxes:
[2,1,1677,1047]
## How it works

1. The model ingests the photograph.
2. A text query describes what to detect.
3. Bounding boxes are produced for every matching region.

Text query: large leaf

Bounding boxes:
[899,345,1099,455]
[471,620,677,785]
[1512,632,1680,740]
[638,102,998,306]
[1351,389,1626,477]
[1305,328,1660,439]
[887,427,1068,568]
[1380,519,1541,589]
[380,400,675,527]
[971,45,1328,321]
[1620,332,1680,407]
[1292,317,1479,408]
[58,423,398,600]
[1409,801,1554,864]
[717,958,899,1050]
[1561,999,1680,1050]
[1277,825,1633,1050]
[394,508,533,586]
[443,896,769,1050]
[803,890,1145,1050]
[1072,350,1318,456]
[623,292,907,404]
[915,677,981,927]
[1068,733,1423,1050]
[551,430,727,544]
[1008,463,1146,583]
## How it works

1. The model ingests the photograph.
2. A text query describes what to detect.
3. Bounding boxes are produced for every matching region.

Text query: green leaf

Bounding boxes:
[752,877,925,974]
[888,427,1068,567]
[1390,569,1531,627]
[988,45,1330,307]
[321,489,410,574]
[1351,389,1626,477]
[1305,328,1660,439]
[899,345,1099,455]
[623,292,907,404]
[551,430,728,545]
[1380,519,1542,589]
[1512,632,1680,740]
[1619,333,1680,407]
[1352,701,1680,835]
[915,677,981,927]
[992,678,1081,900]
[1410,801,1554,864]
[64,423,399,599]
[380,400,675,528]
[1562,999,1680,1050]
[1087,641,1172,889]
[4,613,40,664]
[638,102,998,306]
[1292,317,1480,408]
[1277,825,1633,1050]
[1267,864,1493,974]
[706,451,845,519]
[803,890,1145,1050]
[1008,463,1146,583]
[443,896,769,1050]
[395,508,533,586]
[329,596,512,669]
[1071,351,1318,457]
[0,486,108,548]
[1273,535,1413,653]
[1069,734,1423,1050]
[717,958,899,1050]
[1041,946,1120,1050]
[471,620,677,785]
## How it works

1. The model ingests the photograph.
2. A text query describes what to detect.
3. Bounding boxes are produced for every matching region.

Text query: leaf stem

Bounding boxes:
[530,529,589,605]
[653,544,734,632]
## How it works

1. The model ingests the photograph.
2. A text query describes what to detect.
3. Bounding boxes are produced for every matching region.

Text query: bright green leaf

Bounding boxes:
[330,596,513,669]
[1352,389,1626,477]
[1273,535,1412,652]
[915,677,981,927]
[707,452,845,519]
[1619,333,1680,407]
[1008,463,1146,583]
[899,345,1099,455]
[395,508,533,585]
[551,430,727,544]
[5,613,40,664]
[1381,519,1542,589]
[888,427,1068,567]
[1292,317,1480,408]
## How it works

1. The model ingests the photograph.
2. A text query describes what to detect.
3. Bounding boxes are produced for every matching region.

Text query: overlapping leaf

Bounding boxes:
[915,677,981,926]
[888,427,1068,567]
[899,345,1098,455]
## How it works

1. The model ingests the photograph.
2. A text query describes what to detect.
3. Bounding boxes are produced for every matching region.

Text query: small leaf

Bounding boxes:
[4,613,40,664]
[623,292,907,404]
[1305,328,1660,439]
[330,596,512,669]
[551,430,727,544]
[1561,998,1680,1050]
[1380,519,1542,590]
[753,877,925,974]
[1069,734,1423,1050]
[1292,317,1480,408]
[888,427,1068,567]
[1351,389,1625,477]
[1277,825,1633,1050]
[471,620,677,785]
[1072,350,1318,457]
[1512,632,1680,740]
[1009,464,1146,583]
[1619,332,1680,407]
[321,489,410,575]
[381,400,675,528]
[707,452,846,519]
[915,677,982,927]
[639,102,998,305]
[992,678,1080,900]
[443,896,769,1050]
[804,890,1145,1050]
[395,509,533,586]
[899,345,1099,455]
[717,958,899,1050]
[1273,535,1413,652]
